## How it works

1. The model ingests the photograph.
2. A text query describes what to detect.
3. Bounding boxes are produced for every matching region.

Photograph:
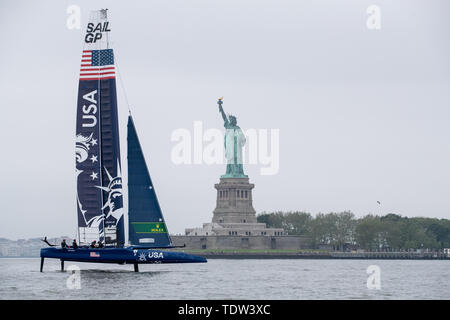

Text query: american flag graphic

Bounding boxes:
[80,49,115,81]
[90,252,100,257]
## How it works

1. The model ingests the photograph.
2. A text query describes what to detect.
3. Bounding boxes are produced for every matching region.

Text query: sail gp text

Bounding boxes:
[178,304,271,318]
[85,22,111,43]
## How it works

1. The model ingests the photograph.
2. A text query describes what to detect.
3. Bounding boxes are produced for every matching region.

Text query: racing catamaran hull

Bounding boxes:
[40,247,206,272]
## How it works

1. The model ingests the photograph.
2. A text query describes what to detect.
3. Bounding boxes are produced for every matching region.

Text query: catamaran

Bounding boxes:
[40,9,206,272]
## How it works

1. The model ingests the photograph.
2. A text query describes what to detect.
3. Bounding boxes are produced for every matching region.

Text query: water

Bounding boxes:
[0,258,449,299]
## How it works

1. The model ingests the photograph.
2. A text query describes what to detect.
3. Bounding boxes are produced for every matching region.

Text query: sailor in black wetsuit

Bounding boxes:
[98,241,104,248]
[61,239,67,249]
[72,239,78,249]
[90,240,97,248]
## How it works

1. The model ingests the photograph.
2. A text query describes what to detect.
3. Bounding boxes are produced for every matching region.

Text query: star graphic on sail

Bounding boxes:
[90,172,98,180]
[76,132,102,231]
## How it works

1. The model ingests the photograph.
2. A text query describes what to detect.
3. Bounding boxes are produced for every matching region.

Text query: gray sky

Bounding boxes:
[1,0,449,240]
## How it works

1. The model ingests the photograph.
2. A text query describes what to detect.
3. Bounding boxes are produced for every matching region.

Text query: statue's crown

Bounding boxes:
[108,177,122,189]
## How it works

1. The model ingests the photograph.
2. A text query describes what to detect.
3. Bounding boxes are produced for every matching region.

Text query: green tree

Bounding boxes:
[427,222,450,248]
[258,211,450,251]
[283,212,313,235]
[309,213,338,248]
[355,215,382,250]
[257,211,284,229]
[334,211,356,250]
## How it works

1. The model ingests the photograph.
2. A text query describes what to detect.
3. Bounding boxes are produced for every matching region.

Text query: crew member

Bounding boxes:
[72,239,78,249]
[90,240,97,248]
[61,239,67,248]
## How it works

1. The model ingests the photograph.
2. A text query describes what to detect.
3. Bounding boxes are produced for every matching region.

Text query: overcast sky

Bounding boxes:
[1,0,449,240]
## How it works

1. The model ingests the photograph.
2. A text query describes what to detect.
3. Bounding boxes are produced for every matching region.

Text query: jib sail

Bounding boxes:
[127,115,173,248]
[75,9,124,246]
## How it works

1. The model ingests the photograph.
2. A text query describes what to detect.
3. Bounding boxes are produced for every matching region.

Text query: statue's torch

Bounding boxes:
[217,97,228,123]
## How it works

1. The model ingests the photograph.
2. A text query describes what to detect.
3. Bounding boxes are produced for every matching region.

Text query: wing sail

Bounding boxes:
[75,10,124,246]
[127,115,173,248]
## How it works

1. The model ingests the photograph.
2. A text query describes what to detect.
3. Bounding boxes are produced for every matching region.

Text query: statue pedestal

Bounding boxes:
[212,177,256,224]
[185,177,284,237]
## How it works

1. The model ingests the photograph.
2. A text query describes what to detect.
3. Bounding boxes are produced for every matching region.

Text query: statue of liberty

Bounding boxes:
[217,97,247,178]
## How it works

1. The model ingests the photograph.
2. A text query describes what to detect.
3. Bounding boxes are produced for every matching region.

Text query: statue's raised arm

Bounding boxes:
[217,97,229,126]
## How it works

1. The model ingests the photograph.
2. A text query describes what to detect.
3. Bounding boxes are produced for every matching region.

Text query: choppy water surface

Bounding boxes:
[0,258,449,299]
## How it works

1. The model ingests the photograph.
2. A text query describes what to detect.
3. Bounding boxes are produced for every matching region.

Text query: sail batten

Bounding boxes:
[127,116,173,248]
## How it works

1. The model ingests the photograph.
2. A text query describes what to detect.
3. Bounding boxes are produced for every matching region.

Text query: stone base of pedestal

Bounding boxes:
[171,235,312,250]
